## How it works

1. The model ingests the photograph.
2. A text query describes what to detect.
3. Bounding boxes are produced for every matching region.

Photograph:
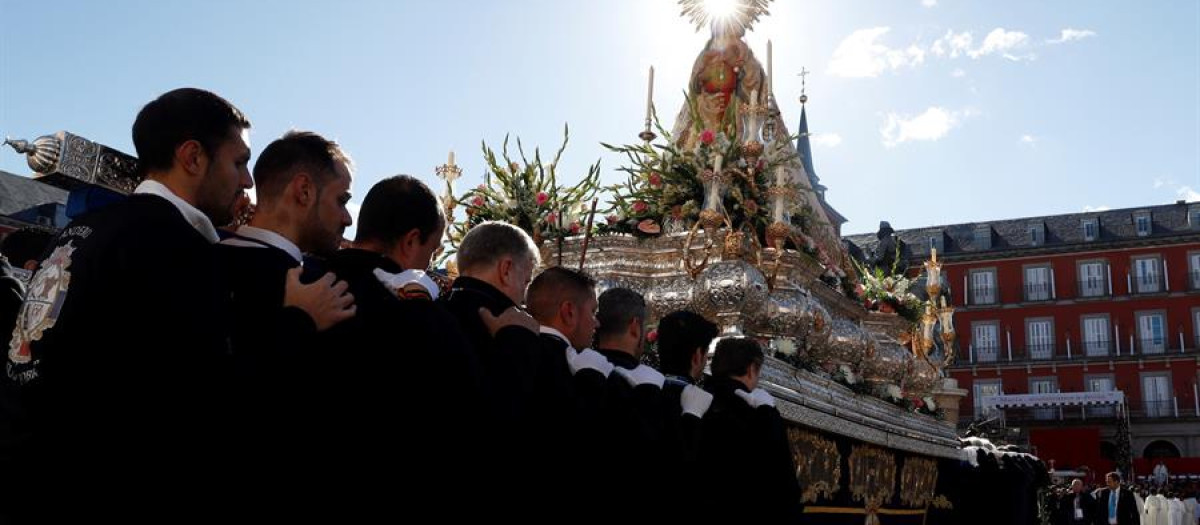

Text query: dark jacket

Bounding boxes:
[4,194,235,517]
[215,238,321,494]
[1094,487,1139,525]
[700,376,801,521]
[655,374,707,522]
[313,248,486,517]
[1057,491,1098,525]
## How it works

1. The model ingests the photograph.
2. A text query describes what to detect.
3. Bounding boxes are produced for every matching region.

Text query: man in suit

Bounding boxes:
[1096,471,1139,525]
[1058,479,1098,525]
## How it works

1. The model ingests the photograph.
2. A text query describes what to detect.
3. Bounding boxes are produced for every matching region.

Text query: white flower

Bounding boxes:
[839,364,859,384]
[883,384,903,400]
[923,396,937,411]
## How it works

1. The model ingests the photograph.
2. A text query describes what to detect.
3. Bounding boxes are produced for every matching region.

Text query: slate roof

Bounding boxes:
[845,201,1200,261]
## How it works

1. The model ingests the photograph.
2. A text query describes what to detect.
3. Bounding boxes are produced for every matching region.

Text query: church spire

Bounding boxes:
[794,67,822,192]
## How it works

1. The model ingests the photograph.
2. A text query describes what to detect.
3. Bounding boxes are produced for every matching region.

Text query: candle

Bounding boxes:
[448,150,455,166]
[645,66,655,122]
[767,40,773,98]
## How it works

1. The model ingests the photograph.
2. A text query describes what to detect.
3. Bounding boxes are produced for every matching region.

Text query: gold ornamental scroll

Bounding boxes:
[788,427,841,504]
[848,444,897,525]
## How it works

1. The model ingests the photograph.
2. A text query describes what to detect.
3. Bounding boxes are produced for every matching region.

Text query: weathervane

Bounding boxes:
[798,67,810,104]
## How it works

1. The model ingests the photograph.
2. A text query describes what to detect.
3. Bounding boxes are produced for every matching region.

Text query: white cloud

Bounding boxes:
[810,133,843,148]
[969,28,1031,60]
[1178,186,1200,202]
[931,30,973,58]
[1048,28,1096,44]
[1083,205,1111,212]
[880,107,974,148]
[1019,134,1037,146]
[921,0,937,7]
[951,68,966,78]
[1153,178,1170,189]
[828,27,925,78]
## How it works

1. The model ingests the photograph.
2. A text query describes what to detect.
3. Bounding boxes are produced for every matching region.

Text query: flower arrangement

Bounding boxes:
[448,125,600,250]
[598,99,798,239]
[851,253,923,324]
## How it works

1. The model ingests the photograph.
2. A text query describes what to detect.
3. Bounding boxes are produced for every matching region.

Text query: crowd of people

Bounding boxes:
[1049,473,1199,525]
[0,88,802,521]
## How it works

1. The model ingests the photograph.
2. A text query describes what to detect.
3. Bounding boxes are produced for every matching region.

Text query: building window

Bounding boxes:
[1141,373,1171,418]
[1029,222,1044,245]
[1082,219,1098,241]
[1133,256,1162,293]
[1082,315,1111,357]
[1077,260,1108,297]
[1189,252,1200,291]
[1188,206,1200,229]
[974,380,1002,420]
[1030,378,1058,420]
[1135,212,1152,236]
[970,269,997,305]
[974,226,992,249]
[1026,319,1054,359]
[1023,265,1052,301]
[972,322,1000,362]
[1193,308,1200,350]
[1136,311,1166,354]
[1085,376,1115,417]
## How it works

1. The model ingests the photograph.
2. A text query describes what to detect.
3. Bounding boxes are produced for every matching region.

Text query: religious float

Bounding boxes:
[4,2,1049,522]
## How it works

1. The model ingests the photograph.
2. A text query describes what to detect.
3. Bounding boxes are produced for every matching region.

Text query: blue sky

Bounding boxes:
[2,0,1197,235]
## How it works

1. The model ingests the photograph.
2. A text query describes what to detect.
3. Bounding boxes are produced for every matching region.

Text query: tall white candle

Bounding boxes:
[448,150,455,166]
[767,40,773,98]
[645,66,655,122]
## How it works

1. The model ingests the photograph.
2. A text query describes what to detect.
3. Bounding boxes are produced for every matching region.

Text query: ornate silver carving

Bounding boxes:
[694,260,768,334]
[3,131,140,194]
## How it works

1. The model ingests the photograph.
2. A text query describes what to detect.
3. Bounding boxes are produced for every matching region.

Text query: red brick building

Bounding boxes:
[847,201,1200,479]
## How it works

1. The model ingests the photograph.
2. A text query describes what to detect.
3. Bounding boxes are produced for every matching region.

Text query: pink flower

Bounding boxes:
[606,214,619,225]
[648,173,663,187]
[536,192,549,206]
[471,196,485,207]
[632,201,648,213]
[545,212,558,225]
[645,329,659,343]
[744,200,759,214]
[700,129,715,145]
[912,398,925,409]
[569,222,581,234]
[477,184,486,190]
[637,219,661,234]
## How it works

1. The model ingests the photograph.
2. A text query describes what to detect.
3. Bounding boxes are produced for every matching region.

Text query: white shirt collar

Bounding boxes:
[539,326,574,349]
[134,179,219,243]
[232,225,303,263]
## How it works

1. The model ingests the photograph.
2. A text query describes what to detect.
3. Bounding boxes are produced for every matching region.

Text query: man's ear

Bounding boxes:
[497,257,514,285]
[559,300,575,327]
[292,173,316,206]
[176,140,206,176]
[627,316,642,339]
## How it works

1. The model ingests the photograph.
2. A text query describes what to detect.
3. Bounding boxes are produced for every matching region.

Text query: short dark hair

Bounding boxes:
[0,228,55,267]
[657,310,718,376]
[710,337,764,379]
[456,221,540,274]
[526,267,596,324]
[253,131,352,204]
[132,88,250,174]
[354,175,442,246]
[1106,471,1122,483]
[595,287,646,342]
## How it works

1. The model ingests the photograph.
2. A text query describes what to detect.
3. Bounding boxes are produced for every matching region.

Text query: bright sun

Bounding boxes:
[702,0,739,21]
